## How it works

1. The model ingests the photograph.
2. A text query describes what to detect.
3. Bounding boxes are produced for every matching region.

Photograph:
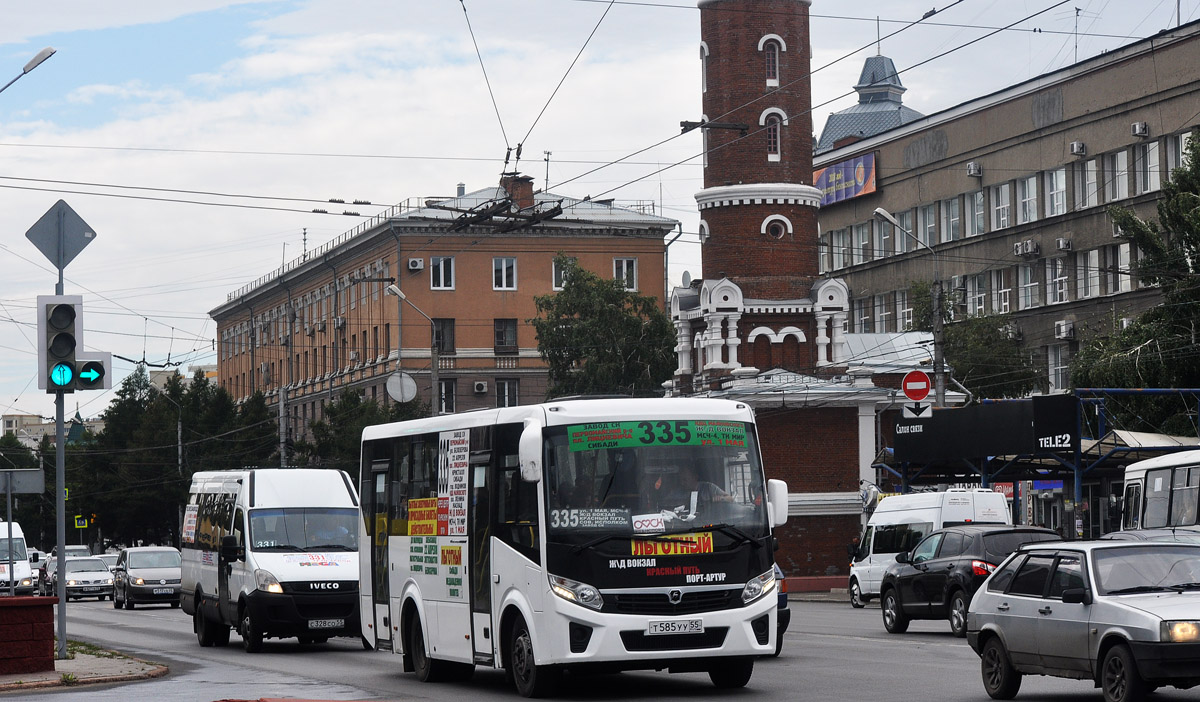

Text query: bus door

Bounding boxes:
[469,450,494,663]
[370,460,391,647]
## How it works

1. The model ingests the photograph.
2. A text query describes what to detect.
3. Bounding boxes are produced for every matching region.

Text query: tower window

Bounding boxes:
[764,40,780,85]
[766,115,781,160]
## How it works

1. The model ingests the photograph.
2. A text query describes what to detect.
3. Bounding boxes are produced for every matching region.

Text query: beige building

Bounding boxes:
[210,176,675,441]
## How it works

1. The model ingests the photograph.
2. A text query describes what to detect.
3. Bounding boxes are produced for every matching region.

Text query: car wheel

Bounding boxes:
[709,657,754,689]
[1102,644,1147,702]
[881,589,909,634]
[241,607,263,653]
[949,590,968,638]
[849,579,866,609]
[112,592,121,609]
[123,590,135,610]
[981,636,1022,700]
[509,616,560,697]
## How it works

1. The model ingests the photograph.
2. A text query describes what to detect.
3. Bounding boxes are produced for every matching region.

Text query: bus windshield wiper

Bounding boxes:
[308,544,356,551]
[670,522,764,549]
[256,544,304,552]
[1106,585,1174,595]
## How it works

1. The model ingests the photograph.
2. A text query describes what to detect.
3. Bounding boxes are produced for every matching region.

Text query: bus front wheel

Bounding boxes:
[709,657,754,689]
[508,617,560,698]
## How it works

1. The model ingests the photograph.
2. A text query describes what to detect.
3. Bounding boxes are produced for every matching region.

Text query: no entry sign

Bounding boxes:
[901,370,931,403]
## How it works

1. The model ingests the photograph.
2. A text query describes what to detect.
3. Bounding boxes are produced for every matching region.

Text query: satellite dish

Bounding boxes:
[681,270,692,287]
[386,372,418,402]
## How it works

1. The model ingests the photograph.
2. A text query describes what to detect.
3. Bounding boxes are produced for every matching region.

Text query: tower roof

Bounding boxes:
[815,54,924,155]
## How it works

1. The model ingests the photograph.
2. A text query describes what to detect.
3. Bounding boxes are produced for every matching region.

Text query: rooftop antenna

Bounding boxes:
[302,228,308,259]
[877,17,881,56]
[543,150,552,192]
[1074,7,1080,64]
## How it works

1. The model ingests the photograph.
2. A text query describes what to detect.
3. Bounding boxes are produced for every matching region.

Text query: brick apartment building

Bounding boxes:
[210,175,675,441]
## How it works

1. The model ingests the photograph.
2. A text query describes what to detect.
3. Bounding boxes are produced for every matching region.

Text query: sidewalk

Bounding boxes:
[0,649,167,693]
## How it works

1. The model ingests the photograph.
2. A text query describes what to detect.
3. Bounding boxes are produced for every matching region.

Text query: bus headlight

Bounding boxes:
[549,574,604,610]
[254,569,284,594]
[1162,621,1200,642]
[741,568,776,604]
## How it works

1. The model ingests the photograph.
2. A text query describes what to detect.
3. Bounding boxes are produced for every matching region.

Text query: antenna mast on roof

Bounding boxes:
[877,17,881,56]
[543,151,552,192]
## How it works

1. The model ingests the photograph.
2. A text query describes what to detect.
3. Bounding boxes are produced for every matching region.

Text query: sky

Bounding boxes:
[0,0,1193,423]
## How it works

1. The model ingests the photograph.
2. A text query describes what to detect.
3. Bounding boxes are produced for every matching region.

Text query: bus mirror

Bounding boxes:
[767,479,788,527]
[519,419,542,483]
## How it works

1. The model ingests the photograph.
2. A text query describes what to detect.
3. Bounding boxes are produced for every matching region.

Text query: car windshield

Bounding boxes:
[128,551,181,569]
[248,508,358,552]
[66,558,108,573]
[0,538,28,561]
[543,420,769,540]
[1094,545,1200,594]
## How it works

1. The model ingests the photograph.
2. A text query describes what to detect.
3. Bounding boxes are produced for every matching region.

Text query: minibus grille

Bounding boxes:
[607,589,740,615]
[620,627,728,651]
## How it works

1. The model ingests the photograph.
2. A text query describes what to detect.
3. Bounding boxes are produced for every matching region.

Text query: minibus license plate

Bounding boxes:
[647,619,703,635]
[153,588,173,595]
[309,618,344,630]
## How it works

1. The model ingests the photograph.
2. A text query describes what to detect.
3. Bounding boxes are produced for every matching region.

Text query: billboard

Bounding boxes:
[814,153,877,206]
[893,395,1078,463]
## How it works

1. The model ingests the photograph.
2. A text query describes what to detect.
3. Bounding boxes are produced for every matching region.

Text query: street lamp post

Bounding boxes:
[873,207,946,407]
[0,47,56,96]
[157,392,184,546]
[385,285,439,417]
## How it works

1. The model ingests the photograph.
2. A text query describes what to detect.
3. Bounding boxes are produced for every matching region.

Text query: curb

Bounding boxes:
[0,655,168,693]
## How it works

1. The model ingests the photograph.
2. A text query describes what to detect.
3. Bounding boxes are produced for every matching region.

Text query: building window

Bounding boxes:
[1107,243,1132,293]
[433,318,455,354]
[966,191,985,237]
[1045,168,1067,217]
[874,219,892,259]
[614,257,637,290]
[1107,150,1129,201]
[940,197,961,242]
[494,319,518,354]
[832,229,850,270]
[1046,257,1069,304]
[496,379,519,408]
[1075,159,1099,209]
[1136,141,1161,194]
[966,274,986,317]
[854,222,870,265]
[552,257,576,290]
[1018,175,1038,224]
[1048,344,1070,393]
[431,256,455,289]
[896,290,912,331]
[700,43,708,93]
[493,257,517,290]
[991,183,1011,230]
[1076,249,1100,299]
[1019,264,1039,310]
[991,269,1011,313]
[818,231,830,274]
[874,293,893,332]
[895,210,914,253]
[1168,131,1193,173]
[920,204,937,248]
[764,40,780,85]
[852,298,872,333]
[765,115,781,160]
[438,379,456,414]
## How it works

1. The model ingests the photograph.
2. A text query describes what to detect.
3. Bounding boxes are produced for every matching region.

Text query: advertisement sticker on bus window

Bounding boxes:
[283,553,353,567]
[182,504,198,544]
[567,421,746,451]
[631,532,714,556]
[631,513,666,533]
[408,497,438,536]
[549,508,629,529]
[440,430,470,536]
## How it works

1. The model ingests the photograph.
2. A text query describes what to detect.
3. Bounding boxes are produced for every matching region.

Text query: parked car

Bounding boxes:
[54,557,114,601]
[1099,528,1200,544]
[772,563,791,657]
[968,541,1200,701]
[112,546,182,609]
[880,525,1058,637]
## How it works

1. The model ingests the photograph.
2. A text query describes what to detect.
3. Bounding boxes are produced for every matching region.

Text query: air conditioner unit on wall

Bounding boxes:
[334,317,346,330]
[1013,242,1024,257]
[1131,121,1149,138]
[966,162,982,177]
[1054,320,1075,340]
[1021,240,1040,256]
[408,258,425,271]
[1070,141,1086,156]
[1056,237,1072,251]
[315,320,327,332]
[473,381,488,394]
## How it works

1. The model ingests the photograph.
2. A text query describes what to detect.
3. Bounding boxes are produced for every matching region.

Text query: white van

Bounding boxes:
[181,469,361,652]
[0,522,37,595]
[847,489,1010,607]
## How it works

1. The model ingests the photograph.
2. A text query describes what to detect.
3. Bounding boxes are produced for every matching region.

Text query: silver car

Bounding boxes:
[968,541,1200,702]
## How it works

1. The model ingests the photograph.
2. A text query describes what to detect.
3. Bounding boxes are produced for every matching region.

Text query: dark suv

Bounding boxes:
[879,524,1058,637]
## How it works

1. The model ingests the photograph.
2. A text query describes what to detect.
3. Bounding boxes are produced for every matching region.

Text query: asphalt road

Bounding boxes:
[12,599,1200,701]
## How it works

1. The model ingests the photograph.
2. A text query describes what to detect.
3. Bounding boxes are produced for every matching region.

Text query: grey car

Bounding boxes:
[112,546,182,609]
[968,541,1200,702]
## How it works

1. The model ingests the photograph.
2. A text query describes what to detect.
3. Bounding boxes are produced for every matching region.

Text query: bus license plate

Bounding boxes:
[309,619,344,630]
[647,619,703,635]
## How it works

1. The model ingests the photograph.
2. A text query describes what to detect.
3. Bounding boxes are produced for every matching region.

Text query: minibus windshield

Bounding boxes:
[249,508,358,552]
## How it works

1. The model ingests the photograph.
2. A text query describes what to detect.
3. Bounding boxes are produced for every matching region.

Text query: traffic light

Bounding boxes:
[37,295,83,393]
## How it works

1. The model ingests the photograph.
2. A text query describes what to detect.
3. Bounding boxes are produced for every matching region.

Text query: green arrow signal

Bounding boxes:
[80,367,100,382]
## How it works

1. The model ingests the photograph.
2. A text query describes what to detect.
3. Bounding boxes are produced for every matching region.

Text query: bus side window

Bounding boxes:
[1144,468,1171,528]
[496,424,539,564]
[1123,483,1141,530]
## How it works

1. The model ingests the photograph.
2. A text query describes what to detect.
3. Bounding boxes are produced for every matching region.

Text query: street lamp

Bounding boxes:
[0,47,56,96]
[155,391,185,546]
[873,207,946,407]
[385,285,439,417]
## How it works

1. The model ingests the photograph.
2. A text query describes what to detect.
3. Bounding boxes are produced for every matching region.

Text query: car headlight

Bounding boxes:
[67,579,77,586]
[254,568,283,594]
[549,574,604,610]
[1162,621,1200,642]
[133,577,145,585]
[742,568,777,604]
[104,578,113,585]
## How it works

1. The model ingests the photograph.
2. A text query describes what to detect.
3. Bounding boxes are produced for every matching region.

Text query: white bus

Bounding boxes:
[1121,450,1200,530]
[358,397,788,697]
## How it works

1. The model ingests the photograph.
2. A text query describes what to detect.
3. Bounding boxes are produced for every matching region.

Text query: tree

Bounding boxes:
[292,391,425,471]
[1072,133,1200,434]
[530,255,676,398]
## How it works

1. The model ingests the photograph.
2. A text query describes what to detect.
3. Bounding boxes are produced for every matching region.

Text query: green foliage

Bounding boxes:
[530,254,676,398]
[292,390,425,472]
[1072,133,1200,433]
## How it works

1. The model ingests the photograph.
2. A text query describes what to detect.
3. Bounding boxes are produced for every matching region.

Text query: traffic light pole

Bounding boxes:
[54,278,67,660]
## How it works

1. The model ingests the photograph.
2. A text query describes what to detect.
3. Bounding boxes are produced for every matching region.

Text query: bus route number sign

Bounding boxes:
[568,421,746,451]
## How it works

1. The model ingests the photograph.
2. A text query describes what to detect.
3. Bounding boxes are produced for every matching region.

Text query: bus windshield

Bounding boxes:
[544,420,768,539]
[249,507,358,552]
[0,538,27,561]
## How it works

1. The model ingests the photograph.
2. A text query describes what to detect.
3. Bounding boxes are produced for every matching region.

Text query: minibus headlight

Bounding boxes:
[20,578,31,587]
[742,568,776,604]
[254,568,284,594]
[549,574,604,610]
[1162,620,1200,642]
